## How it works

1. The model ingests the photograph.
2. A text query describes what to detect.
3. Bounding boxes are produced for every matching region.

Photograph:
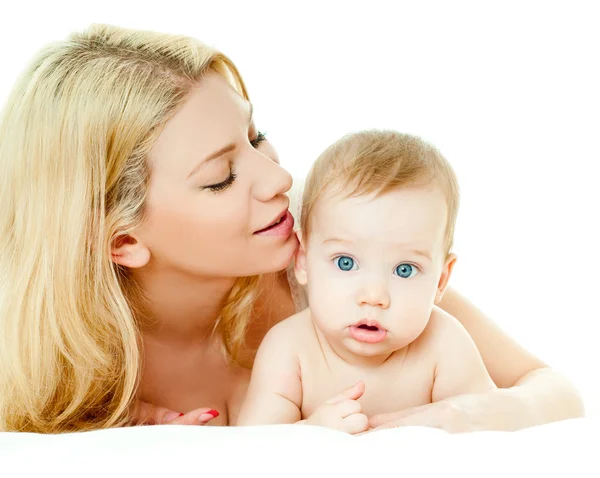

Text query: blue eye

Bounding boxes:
[395,263,418,278]
[335,256,357,272]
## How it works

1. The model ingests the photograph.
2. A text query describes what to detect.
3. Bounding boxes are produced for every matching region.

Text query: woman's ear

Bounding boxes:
[111,233,151,269]
[294,230,308,286]
[435,253,457,303]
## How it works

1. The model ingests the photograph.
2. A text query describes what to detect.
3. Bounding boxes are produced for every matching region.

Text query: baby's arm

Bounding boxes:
[237,313,369,434]
[236,320,303,426]
[429,307,497,402]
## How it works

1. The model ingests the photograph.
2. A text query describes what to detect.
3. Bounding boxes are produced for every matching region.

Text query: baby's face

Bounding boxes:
[295,183,456,359]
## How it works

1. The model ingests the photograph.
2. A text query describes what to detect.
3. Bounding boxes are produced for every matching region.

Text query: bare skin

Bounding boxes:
[114,72,584,431]
[138,269,296,425]
[236,185,496,433]
[132,280,585,430]
[112,72,299,425]
[237,305,496,432]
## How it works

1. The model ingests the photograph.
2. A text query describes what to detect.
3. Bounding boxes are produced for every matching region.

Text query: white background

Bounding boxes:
[1,1,598,416]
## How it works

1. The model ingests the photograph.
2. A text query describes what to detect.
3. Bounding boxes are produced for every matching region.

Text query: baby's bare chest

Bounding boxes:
[299,353,435,418]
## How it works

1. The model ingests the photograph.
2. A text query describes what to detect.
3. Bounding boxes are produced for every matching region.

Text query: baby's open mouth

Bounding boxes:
[349,321,387,344]
[357,324,380,331]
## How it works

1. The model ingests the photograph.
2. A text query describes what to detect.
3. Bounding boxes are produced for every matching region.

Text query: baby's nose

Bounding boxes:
[356,281,390,309]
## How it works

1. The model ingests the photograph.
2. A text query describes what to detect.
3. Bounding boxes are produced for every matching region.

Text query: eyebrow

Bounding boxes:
[322,237,432,260]
[409,249,432,260]
[322,237,353,246]
[187,102,254,179]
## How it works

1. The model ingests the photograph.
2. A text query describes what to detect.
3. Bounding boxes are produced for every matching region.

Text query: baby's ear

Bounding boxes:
[293,230,308,286]
[434,253,457,303]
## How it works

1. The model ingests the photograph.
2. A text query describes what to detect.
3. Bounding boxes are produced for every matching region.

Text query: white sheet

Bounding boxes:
[1,417,598,477]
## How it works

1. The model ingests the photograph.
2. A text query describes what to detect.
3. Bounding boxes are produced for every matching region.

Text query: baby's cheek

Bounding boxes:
[308,283,339,312]
[393,289,434,336]
[307,261,337,296]
[308,280,349,326]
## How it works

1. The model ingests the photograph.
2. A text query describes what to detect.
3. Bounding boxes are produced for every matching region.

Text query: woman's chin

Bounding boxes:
[257,234,299,275]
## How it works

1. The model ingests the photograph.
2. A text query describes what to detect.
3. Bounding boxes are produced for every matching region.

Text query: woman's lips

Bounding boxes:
[253,210,294,237]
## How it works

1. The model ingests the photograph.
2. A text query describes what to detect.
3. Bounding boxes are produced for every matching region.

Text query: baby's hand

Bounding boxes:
[306,381,369,434]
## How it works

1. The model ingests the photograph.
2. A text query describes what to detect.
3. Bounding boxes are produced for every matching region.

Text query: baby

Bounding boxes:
[236,130,496,434]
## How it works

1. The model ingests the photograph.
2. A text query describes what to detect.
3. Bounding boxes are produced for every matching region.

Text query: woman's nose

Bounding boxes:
[251,154,293,203]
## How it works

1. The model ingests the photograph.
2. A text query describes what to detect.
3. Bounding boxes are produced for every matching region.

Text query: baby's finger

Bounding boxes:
[342,413,370,435]
[335,399,362,418]
[325,381,366,404]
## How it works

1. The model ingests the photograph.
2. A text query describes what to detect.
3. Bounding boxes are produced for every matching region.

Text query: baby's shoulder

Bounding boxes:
[262,308,313,348]
[252,310,312,370]
[412,306,468,349]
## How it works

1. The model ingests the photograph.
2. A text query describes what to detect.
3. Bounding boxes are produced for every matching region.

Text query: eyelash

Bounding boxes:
[204,131,266,193]
[206,168,238,193]
[251,131,267,148]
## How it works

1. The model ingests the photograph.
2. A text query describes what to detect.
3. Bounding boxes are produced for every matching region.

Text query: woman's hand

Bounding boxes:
[368,388,537,434]
[131,400,220,426]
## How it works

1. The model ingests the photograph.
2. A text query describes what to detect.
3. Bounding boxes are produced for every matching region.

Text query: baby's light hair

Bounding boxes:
[300,130,460,256]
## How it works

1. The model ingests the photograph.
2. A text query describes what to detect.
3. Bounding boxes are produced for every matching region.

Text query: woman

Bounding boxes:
[0,23,584,434]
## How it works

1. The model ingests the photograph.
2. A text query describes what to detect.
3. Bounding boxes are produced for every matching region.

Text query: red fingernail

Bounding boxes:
[178,413,184,417]
[165,411,184,422]
[198,409,220,423]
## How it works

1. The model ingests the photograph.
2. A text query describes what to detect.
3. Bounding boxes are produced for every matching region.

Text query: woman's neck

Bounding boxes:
[132,264,236,344]
[132,266,297,416]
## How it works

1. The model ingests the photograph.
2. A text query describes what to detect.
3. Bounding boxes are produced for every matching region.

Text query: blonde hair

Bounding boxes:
[0,24,260,433]
[300,130,460,255]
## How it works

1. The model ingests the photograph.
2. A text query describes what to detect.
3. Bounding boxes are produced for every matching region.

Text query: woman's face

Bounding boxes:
[133,71,298,278]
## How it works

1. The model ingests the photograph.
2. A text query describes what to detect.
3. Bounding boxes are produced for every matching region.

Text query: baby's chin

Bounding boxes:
[343,339,404,357]
[318,332,408,365]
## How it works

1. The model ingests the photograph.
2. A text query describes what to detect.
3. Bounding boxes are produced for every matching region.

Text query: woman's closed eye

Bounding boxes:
[250,131,266,148]
[201,131,266,193]
[203,167,238,193]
